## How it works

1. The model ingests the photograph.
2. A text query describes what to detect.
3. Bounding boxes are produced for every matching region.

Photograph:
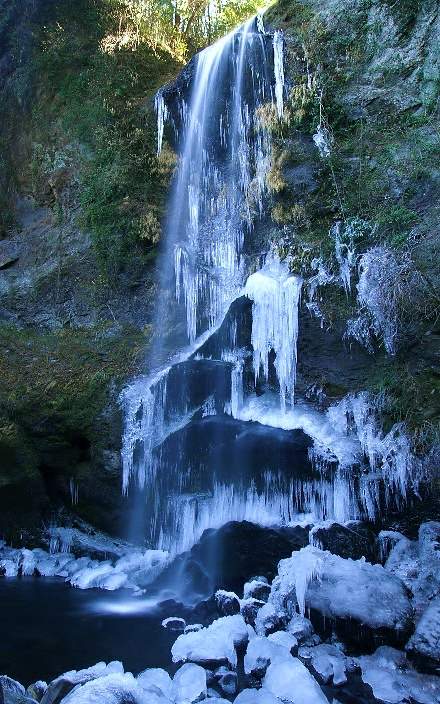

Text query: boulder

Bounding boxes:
[1,676,37,704]
[171,614,249,667]
[56,673,153,704]
[298,643,357,686]
[215,590,241,616]
[26,682,47,702]
[244,636,293,677]
[240,597,265,625]
[406,598,440,672]
[41,662,123,704]
[161,617,186,632]
[310,522,378,562]
[173,664,206,703]
[270,546,413,649]
[359,646,440,704]
[136,669,174,699]
[263,659,328,704]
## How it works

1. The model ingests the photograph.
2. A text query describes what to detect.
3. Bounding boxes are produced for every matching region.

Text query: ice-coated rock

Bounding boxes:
[244,635,292,676]
[172,615,249,667]
[184,624,203,634]
[407,598,440,670]
[255,602,287,636]
[268,630,298,652]
[359,646,440,704]
[173,663,206,703]
[298,644,357,685]
[263,659,328,704]
[218,670,237,695]
[234,689,280,704]
[240,598,265,625]
[286,613,314,643]
[215,590,241,616]
[271,546,413,643]
[137,668,174,699]
[161,617,186,631]
[243,579,271,602]
[57,673,152,704]
[27,681,48,702]
[386,522,440,612]
[0,675,37,703]
[41,662,124,704]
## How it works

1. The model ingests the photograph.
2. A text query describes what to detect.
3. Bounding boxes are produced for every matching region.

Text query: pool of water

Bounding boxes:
[0,577,177,687]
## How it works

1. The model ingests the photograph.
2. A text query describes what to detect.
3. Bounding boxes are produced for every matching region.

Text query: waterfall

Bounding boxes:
[120,15,416,560]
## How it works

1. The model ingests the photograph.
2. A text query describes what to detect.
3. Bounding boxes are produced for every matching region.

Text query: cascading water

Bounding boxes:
[120,14,418,562]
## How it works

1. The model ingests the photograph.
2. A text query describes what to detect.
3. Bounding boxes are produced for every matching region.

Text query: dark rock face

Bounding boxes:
[151,521,309,607]
[311,522,378,562]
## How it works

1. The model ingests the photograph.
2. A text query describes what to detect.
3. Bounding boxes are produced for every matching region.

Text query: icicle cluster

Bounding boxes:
[245,254,302,410]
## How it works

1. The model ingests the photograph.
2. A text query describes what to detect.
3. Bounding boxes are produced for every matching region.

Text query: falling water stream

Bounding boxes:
[120,14,419,566]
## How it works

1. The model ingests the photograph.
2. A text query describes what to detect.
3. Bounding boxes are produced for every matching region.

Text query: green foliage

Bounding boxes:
[0,322,148,472]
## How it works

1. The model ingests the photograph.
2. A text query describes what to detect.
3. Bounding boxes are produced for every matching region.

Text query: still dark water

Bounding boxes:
[0,578,176,686]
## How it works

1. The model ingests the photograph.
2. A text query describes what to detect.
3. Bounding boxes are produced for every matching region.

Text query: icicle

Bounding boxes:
[245,254,302,410]
[273,31,285,118]
[155,91,168,156]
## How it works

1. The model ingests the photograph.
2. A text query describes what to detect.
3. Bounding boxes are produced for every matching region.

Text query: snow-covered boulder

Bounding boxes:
[137,668,174,699]
[243,578,271,602]
[0,676,37,704]
[286,614,314,643]
[215,590,241,615]
[255,602,287,636]
[234,689,280,704]
[57,673,153,704]
[407,598,440,671]
[173,664,206,703]
[270,546,413,646]
[240,598,265,625]
[27,681,48,702]
[359,646,440,704]
[268,631,298,652]
[386,522,440,613]
[172,615,249,667]
[263,659,328,704]
[161,617,186,632]
[244,636,292,676]
[298,643,357,685]
[41,662,124,704]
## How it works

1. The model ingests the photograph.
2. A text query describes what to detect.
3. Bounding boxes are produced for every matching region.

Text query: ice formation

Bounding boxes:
[269,546,413,635]
[245,254,302,410]
[171,615,249,667]
[273,31,285,118]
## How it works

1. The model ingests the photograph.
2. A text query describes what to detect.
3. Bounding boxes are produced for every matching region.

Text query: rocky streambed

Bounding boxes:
[2,518,440,704]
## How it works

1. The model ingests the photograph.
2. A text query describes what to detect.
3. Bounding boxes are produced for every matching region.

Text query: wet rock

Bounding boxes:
[310,522,378,562]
